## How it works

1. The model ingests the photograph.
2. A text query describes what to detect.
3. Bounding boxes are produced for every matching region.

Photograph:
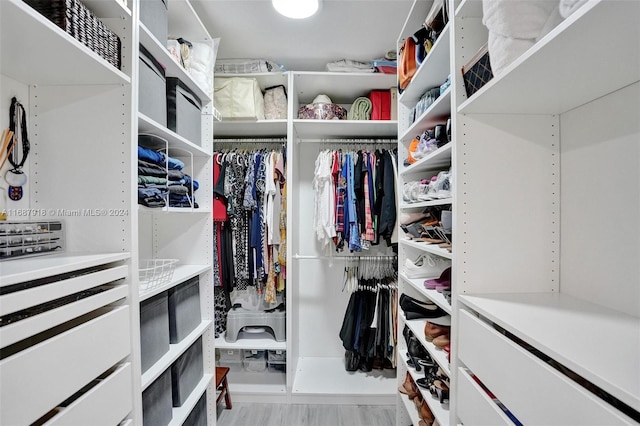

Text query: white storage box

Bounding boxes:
[214,77,265,120]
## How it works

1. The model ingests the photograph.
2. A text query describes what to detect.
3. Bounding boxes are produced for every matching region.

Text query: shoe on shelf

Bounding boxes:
[433,334,450,349]
[405,254,450,279]
[424,320,450,342]
[400,293,447,320]
[399,372,419,399]
[424,267,451,290]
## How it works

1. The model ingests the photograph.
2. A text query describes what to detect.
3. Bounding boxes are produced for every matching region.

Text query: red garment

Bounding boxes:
[213,153,228,222]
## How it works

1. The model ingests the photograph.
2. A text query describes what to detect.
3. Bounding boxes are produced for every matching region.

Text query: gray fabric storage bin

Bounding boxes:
[139,45,167,126]
[167,77,202,143]
[140,0,168,44]
[143,368,173,426]
[183,391,207,426]
[171,337,204,407]
[168,276,201,343]
[140,292,170,373]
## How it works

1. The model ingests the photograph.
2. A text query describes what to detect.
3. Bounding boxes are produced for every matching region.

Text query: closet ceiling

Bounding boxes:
[190,0,413,71]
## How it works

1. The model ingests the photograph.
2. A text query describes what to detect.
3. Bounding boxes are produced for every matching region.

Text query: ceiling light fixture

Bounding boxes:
[272,0,319,19]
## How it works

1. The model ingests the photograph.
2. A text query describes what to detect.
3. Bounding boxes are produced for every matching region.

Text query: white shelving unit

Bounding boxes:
[289,70,399,406]
[450,0,640,424]
[0,0,136,424]
[400,352,451,426]
[211,70,290,404]
[396,1,455,425]
[134,0,215,424]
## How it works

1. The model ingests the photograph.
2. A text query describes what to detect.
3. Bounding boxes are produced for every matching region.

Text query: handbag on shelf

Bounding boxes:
[398,37,418,91]
[263,85,288,120]
[461,43,494,98]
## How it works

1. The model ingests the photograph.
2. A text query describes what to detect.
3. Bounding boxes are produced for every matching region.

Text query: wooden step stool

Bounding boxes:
[216,366,232,409]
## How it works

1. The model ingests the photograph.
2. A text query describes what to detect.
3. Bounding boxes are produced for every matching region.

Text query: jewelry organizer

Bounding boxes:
[0,220,64,260]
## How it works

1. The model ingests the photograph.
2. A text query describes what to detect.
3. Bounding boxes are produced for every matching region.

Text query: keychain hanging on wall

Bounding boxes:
[5,97,30,201]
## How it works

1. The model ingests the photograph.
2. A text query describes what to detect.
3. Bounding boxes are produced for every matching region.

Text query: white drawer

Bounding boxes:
[0,306,131,425]
[1,264,128,316]
[0,284,129,348]
[457,367,512,426]
[458,309,636,425]
[45,363,133,426]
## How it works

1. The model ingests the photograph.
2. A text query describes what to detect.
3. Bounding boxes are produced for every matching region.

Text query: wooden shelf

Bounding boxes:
[459,293,640,410]
[0,0,130,86]
[0,252,130,288]
[458,0,640,115]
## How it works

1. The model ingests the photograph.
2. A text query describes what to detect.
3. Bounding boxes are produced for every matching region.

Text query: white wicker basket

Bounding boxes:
[139,259,178,291]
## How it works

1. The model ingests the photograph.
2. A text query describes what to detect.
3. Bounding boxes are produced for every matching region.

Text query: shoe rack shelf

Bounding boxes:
[396,0,455,422]
[401,352,451,426]
[404,316,451,378]
[400,143,452,176]
[400,198,453,210]
[400,272,452,315]
[401,239,453,260]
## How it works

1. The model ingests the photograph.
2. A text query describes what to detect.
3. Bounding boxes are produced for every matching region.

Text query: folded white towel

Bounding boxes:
[487,31,535,76]
[559,0,588,18]
[483,0,559,39]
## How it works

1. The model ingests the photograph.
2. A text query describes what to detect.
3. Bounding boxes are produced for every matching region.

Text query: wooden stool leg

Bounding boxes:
[222,376,232,409]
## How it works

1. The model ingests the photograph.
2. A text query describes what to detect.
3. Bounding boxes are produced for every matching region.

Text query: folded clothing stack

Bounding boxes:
[137,145,199,208]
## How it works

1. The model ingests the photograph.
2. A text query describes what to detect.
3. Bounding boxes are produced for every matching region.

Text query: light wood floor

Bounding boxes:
[217,403,397,426]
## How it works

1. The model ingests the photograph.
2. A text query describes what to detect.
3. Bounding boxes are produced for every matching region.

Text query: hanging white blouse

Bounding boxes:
[264,151,277,244]
[313,150,336,252]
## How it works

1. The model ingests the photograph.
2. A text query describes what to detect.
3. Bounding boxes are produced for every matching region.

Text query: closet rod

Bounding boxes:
[214,137,287,144]
[293,254,397,260]
[298,138,397,144]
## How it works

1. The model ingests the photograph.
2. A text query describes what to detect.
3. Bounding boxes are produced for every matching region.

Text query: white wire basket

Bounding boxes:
[139,259,178,292]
